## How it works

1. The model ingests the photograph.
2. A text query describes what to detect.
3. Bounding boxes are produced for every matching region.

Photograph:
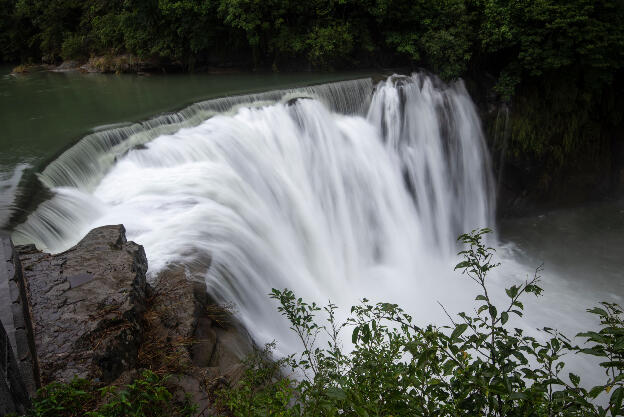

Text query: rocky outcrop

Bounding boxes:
[17,225,149,384]
[13,224,254,416]
[0,314,30,416]
[140,267,254,416]
[0,316,31,415]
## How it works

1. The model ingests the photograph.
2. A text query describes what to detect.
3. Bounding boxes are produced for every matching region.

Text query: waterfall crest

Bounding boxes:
[38,78,374,191]
[13,73,494,350]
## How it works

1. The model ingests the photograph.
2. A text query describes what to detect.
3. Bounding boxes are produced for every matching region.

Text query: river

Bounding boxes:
[1,67,622,389]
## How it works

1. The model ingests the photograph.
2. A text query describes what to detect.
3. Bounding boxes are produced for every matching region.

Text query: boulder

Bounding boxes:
[1,234,39,396]
[143,266,254,416]
[14,224,256,416]
[17,225,148,384]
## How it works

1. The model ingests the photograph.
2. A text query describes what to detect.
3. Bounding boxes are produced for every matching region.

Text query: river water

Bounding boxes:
[1,67,622,389]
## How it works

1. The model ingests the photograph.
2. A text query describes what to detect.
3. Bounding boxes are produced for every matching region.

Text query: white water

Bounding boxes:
[13,74,494,349]
[12,72,614,388]
[14,73,497,355]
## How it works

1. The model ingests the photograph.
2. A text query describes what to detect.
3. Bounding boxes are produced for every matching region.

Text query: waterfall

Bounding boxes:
[369,74,494,256]
[13,73,494,351]
[37,79,373,191]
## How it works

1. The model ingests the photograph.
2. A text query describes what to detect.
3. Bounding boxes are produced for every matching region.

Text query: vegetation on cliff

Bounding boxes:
[215,229,624,416]
[15,370,195,417]
[15,229,624,416]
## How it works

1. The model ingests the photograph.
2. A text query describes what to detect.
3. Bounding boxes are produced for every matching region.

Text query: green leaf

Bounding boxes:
[611,387,623,416]
[451,324,469,341]
[455,261,471,270]
[501,311,509,325]
[509,392,527,400]
[589,385,605,398]
[588,307,609,317]
[326,386,347,401]
[489,305,498,319]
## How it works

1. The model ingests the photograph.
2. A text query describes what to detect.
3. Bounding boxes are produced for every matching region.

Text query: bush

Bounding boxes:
[217,229,624,416]
[21,370,195,417]
[60,33,87,61]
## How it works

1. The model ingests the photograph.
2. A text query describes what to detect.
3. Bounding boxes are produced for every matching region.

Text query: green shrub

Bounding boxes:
[214,343,295,417]
[217,229,624,416]
[22,370,195,417]
[23,378,97,417]
[60,33,87,61]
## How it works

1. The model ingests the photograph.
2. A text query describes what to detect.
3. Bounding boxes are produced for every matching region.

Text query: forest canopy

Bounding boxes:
[1,0,623,96]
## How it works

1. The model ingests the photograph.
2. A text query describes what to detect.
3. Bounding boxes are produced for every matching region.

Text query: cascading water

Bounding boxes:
[369,75,494,256]
[13,73,495,352]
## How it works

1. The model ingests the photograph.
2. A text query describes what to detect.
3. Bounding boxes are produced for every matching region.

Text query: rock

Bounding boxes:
[17,225,148,384]
[10,64,54,74]
[0,234,39,396]
[0,318,31,415]
[53,60,81,72]
[168,374,213,417]
[141,266,254,415]
[13,224,256,416]
[143,266,253,378]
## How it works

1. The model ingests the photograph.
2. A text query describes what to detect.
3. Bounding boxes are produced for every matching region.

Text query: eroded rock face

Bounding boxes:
[143,267,254,416]
[17,225,148,384]
[15,224,255,416]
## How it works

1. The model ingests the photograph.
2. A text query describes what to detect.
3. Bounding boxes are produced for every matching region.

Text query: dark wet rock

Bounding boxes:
[16,225,148,385]
[1,234,39,401]
[140,266,254,415]
[12,224,254,416]
[0,311,31,415]
[10,64,55,74]
[286,96,313,106]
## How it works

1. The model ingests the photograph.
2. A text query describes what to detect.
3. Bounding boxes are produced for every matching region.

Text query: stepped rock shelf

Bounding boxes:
[0,225,253,416]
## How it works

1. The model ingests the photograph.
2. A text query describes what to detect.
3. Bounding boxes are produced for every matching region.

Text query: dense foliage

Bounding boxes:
[216,229,624,416]
[16,370,195,417]
[0,1,621,83]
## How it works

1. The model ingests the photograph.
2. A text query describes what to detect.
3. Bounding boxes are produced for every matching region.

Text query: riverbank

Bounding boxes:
[11,56,194,75]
